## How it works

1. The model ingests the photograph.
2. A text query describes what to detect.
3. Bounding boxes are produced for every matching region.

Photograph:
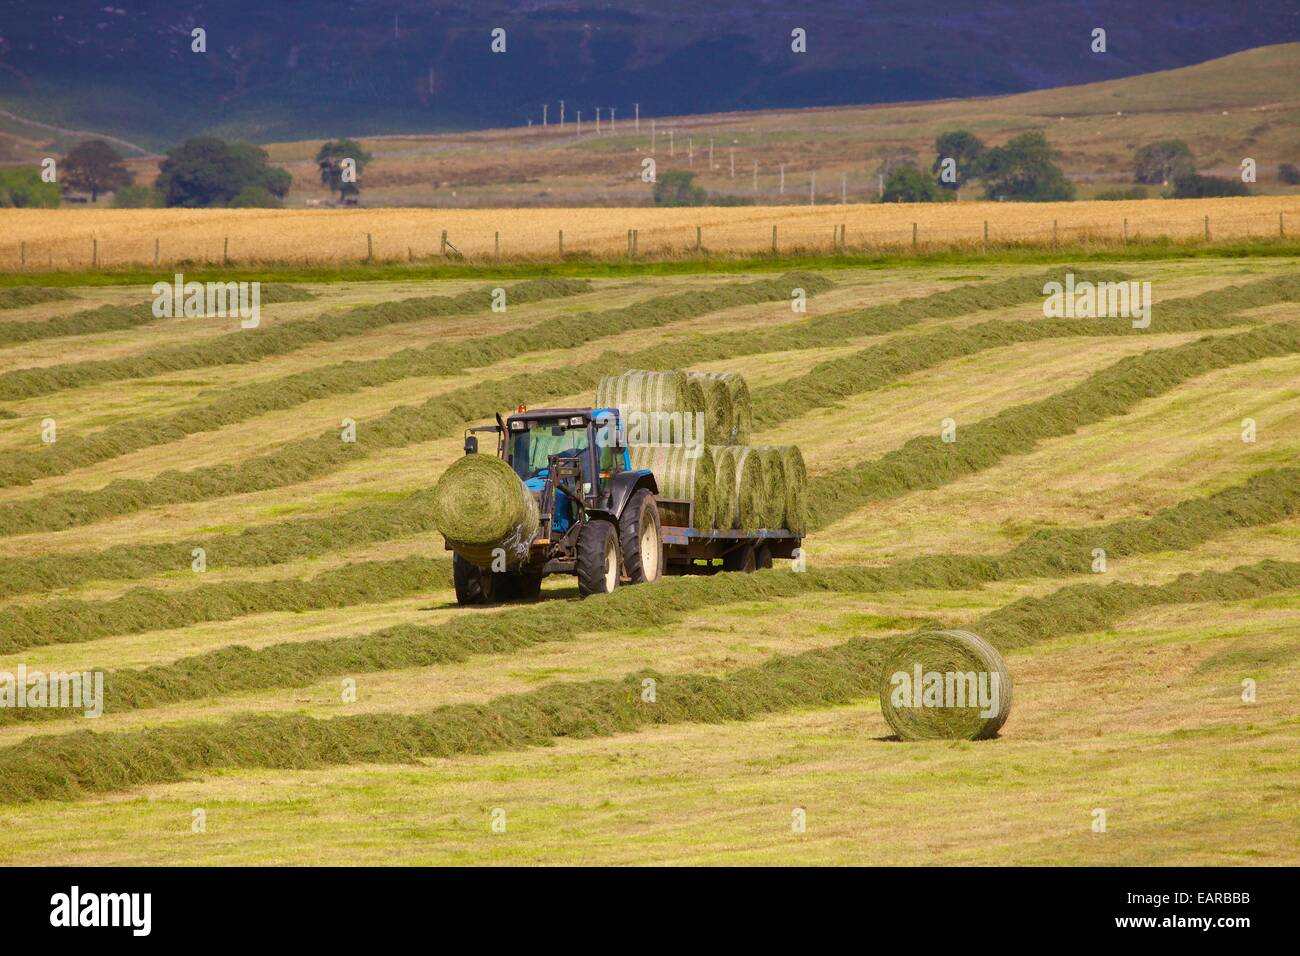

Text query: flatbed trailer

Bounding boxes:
[656,499,802,573]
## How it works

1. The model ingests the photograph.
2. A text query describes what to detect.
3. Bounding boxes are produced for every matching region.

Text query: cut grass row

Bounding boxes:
[0,274,832,534]
[0,278,587,401]
[1,557,1294,804]
[0,489,438,601]
[0,287,76,311]
[752,272,1300,426]
[806,319,1300,531]
[0,555,448,654]
[0,272,826,487]
[3,464,1293,726]
[0,285,312,349]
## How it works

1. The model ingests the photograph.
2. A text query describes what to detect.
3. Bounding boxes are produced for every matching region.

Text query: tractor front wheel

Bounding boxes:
[577,519,620,598]
[453,553,511,605]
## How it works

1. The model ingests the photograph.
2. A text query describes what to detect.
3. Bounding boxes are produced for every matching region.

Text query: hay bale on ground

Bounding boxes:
[430,454,539,568]
[878,629,1011,740]
[629,443,716,530]
[687,373,734,448]
[694,371,752,443]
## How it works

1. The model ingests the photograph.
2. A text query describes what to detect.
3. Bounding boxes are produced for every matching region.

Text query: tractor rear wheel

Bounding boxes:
[619,489,663,585]
[577,519,620,597]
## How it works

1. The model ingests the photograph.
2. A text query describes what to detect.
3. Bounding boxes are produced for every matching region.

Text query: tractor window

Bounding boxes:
[509,420,590,479]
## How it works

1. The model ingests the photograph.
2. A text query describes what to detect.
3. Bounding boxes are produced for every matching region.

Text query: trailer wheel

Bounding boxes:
[755,542,773,570]
[723,543,757,573]
[619,489,663,585]
[577,519,620,597]
[453,553,505,605]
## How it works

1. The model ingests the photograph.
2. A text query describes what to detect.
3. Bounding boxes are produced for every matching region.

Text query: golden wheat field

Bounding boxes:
[4,197,1298,269]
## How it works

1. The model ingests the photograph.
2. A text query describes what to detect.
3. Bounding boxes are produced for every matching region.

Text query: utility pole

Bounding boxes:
[576,111,581,136]
[542,104,548,127]
[559,100,564,128]
[595,107,601,133]
[688,137,694,166]
[634,103,640,132]
[609,107,615,131]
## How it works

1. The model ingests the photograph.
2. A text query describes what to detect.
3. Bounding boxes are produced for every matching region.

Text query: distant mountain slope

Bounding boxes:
[0,0,1298,149]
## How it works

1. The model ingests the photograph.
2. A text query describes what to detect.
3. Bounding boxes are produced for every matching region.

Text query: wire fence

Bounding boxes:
[3,204,1297,271]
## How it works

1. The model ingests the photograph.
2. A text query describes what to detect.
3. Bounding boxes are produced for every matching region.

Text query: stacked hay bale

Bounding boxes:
[595,369,804,533]
[628,444,717,530]
[431,454,539,568]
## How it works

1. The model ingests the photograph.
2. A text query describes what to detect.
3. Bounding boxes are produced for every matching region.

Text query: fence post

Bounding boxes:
[632,229,638,257]
[696,225,701,252]
[1204,216,1210,241]
[224,237,230,264]
[366,233,373,261]
[983,220,989,247]
[1122,219,1128,245]
[771,224,777,254]
[20,241,25,269]
[495,231,500,256]
[154,238,160,267]
[440,230,447,256]
[1280,212,1285,238]
[93,238,98,268]
[840,224,846,251]
[912,222,918,249]
[558,230,564,256]
[627,229,633,258]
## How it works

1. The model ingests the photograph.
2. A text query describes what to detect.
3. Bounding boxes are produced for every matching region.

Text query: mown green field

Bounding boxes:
[0,253,1295,865]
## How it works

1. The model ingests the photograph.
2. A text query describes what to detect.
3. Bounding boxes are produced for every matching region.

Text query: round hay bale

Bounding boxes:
[728,446,764,532]
[878,629,1012,741]
[596,370,704,447]
[688,372,735,447]
[709,446,738,530]
[629,443,717,530]
[775,445,807,534]
[431,454,539,568]
[695,371,752,443]
[751,446,786,530]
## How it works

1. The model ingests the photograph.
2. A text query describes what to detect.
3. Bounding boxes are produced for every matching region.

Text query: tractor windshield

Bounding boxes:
[509,419,590,479]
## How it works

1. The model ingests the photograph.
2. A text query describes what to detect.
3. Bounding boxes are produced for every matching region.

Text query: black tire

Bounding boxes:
[577,519,620,597]
[619,489,663,585]
[512,570,543,600]
[453,553,508,605]
[723,542,757,573]
[755,542,773,570]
